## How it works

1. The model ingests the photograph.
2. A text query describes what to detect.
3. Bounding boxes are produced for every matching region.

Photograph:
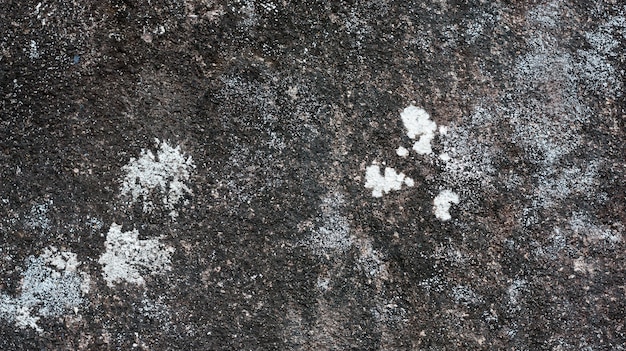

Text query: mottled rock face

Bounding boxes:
[0,0,625,349]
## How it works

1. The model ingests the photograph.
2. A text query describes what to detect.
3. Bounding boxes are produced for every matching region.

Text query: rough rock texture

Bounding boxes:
[1,0,625,349]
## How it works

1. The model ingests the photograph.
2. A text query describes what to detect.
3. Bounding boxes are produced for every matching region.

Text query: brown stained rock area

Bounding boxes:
[1,0,625,349]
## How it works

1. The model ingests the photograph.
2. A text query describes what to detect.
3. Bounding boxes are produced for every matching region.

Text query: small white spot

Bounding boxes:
[573,257,595,274]
[438,125,448,135]
[154,25,166,35]
[364,164,411,197]
[29,40,39,59]
[396,146,409,157]
[400,105,437,155]
[433,190,460,221]
[286,86,298,99]
[439,153,451,162]
[317,276,331,291]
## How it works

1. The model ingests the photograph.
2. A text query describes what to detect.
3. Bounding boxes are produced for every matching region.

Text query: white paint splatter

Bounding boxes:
[0,247,89,333]
[433,190,460,221]
[120,139,194,215]
[400,105,437,155]
[98,223,174,287]
[364,164,414,198]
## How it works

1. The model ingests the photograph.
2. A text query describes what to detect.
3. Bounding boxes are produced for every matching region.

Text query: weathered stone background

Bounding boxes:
[1,0,625,349]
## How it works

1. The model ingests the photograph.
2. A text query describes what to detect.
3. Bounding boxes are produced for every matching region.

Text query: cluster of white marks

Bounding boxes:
[309,193,353,255]
[569,213,623,244]
[507,279,527,307]
[573,257,595,275]
[120,139,195,217]
[433,190,460,221]
[316,275,331,291]
[365,105,460,221]
[451,285,483,306]
[24,200,52,232]
[98,223,174,287]
[0,247,89,333]
[140,296,173,331]
[364,164,414,198]
[29,40,39,59]
[400,105,438,155]
[355,238,388,281]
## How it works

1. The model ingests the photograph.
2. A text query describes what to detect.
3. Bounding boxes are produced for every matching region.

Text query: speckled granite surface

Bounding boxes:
[1,0,625,349]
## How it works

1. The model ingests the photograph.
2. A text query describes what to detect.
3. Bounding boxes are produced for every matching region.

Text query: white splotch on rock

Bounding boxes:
[120,139,195,216]
[98,223,174,287]
[0,247,89,333]
[400,105,437,155]
[433,190,460,221]
[364,164,414,198]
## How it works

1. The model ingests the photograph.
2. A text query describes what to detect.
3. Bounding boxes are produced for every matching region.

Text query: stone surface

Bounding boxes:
[1,0,625,349]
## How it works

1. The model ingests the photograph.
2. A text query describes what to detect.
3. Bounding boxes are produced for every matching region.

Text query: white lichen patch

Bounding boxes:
[569,213,623,245]
[507,279,527,307]
[433,190,460,221]
[533,163,600,208]
[533,228,567,260]
[396,146,409,158]
[451,285,483,306]
[308,193,353,255]
[364,164,414,198]
[120,139,194,215]
[98,223,174,287]
[28,40,39,59]
[356,238,388,281]
[40,246,81,273]
[573,257,596,275]
[432,242,468,265]
[400,105,437,155]
[0,247,89,333]
[418,276,447,294]
[24,199,52,233]
[577,15,625,97]
[140,296,173,331]
[436,4,623,224]
[316,275,331,291]
[439,107,499,190]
